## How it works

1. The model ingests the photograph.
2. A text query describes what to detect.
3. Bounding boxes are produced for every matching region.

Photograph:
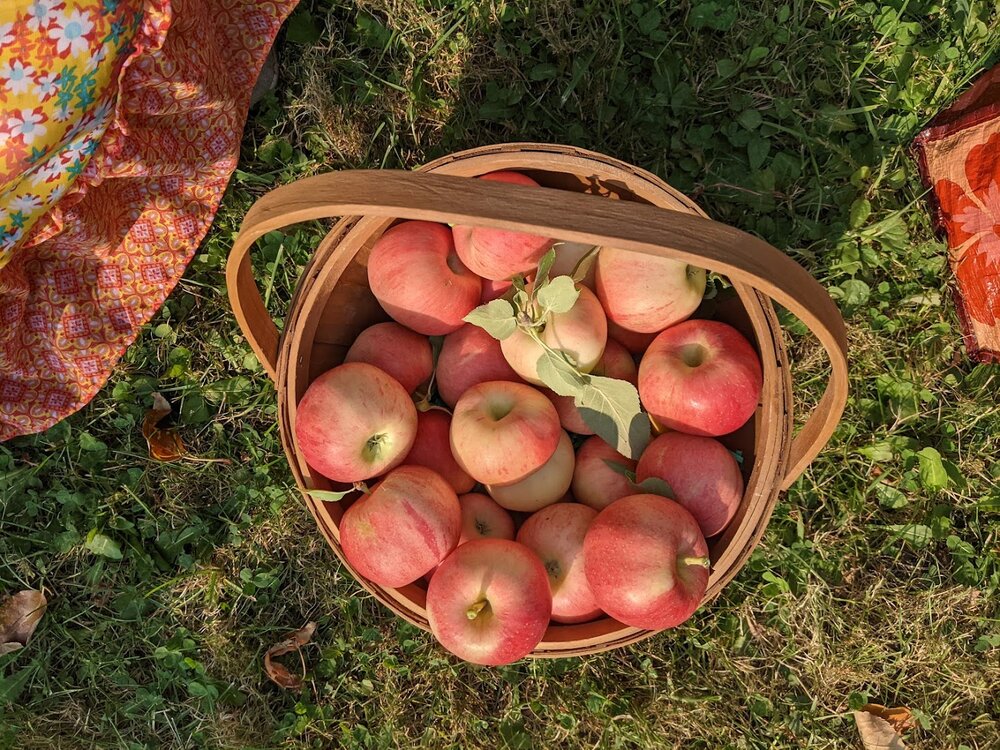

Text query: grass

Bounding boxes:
[2,0,1000,747]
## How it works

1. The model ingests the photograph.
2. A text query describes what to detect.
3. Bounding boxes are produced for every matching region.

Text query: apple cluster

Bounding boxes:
[293,171,764,666]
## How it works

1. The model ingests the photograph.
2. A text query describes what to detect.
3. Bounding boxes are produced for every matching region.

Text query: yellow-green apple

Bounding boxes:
[436,324,522,408]
[295,362,417,483]
[595,247,706,333]
[458,493,515,544]
[367,220,482,335]
[635,432,743,537]
[583,494,709,630]
[546,337,636,434]
[340,465,461,587]
[571,436,637,511]
[549,241,597,288]
[403,408,475,494]
[607,319,658,355]
[516,503,601,623]
[426,538,552,665]
[500,286,608,385]
[344,321,433,394]
[487,430,574,512]
[452,171,554,280]
[638,320,762,436]
[450,381,560,485]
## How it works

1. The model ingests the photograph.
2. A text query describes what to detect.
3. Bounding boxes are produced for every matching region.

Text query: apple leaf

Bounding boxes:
[576,375,651,459]
[307,489,354,502]
[463,299,517,340]
[0,590,47,656]
[534,247,557,289]
[536,275,580,315]
[572,245,601,284]
[601,459,675,499]
[536,349,587,397]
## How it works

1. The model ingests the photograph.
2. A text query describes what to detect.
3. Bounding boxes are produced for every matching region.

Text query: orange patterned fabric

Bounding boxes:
[914,63,1000,363]
[0,0,296,440]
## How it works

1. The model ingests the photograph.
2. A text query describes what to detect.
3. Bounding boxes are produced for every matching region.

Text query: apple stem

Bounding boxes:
[681,556,711,569]
[352,481,370,495]
[466,599,488,620]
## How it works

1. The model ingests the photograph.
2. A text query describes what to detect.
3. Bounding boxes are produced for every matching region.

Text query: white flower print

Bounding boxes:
[954,181,1000,256]
[1,60,37,95]
[33,71,60,100]
[30,159,63,187]
[0,22,15,51]
[7,109,48,145]
[48,9,94,58]
[8,194,43,214]
[25,1,63,33]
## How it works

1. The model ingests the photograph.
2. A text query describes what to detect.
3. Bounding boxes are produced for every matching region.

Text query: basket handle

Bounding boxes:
[227,171,847,490]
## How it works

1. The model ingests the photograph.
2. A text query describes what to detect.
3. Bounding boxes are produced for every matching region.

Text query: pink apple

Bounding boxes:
[458,493,515,544]
[500,285,608,385]
[367,220,482,335]
[638,319,762,436]
[295,363,417,483]
[635,432,743,537]
[546,337,637,434]
[450,381,560,485]
[427,539,552,665]
[435,324,522,408]
[595,247,706,333]
[516,503,601,623]
[607,319,658,355]
[487,430,575,512]
[340,465,461,588]
[584,494,709,630]
[344,322,433,394]
[403,408,475,494]
[480,277,514,303]
[453,172,555,280]
[549,241,597,288]
[571,436,637,511]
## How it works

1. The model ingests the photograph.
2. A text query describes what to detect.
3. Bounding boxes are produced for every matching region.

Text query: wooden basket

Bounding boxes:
[226,143,849,658]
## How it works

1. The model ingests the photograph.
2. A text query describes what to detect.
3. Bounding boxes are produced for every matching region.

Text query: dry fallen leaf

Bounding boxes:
[861,704,915,733]
[142,392,186,462]
[264,621,317,690]
[854,706,908,750]
[0,590,47,656]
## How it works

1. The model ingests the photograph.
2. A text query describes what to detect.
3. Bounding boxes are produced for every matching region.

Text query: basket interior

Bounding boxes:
[280,152,786,654]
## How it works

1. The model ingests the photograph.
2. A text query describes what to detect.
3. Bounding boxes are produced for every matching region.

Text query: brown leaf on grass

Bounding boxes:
[264,621,317,690]
[0,590,47,656]
[861,704,915,733]
[854,706,909,750]
[142,392,186,462]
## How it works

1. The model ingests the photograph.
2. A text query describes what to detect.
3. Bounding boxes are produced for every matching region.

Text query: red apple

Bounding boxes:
[453,172,554,280]
[516,503,601,623]
[607,319,658,355]
[487,430,574,512]
[436,324,522,408]
[367,220,482,335]
[635,432,743,537]
[550,241,597,288]
[546,337,636,435]
[295,363,416,483]
[571,436,637,511]
[450,381,560,485]
[403,408,475,494]
[458,493,515,544]
[595,247,706,333]
[500,285,608,385]
[638,320,762,436]
[584,494,709,630]
[480,277,513,303]
[344,322,433,394]
[340,465,461,588]
[427,539,552,665]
